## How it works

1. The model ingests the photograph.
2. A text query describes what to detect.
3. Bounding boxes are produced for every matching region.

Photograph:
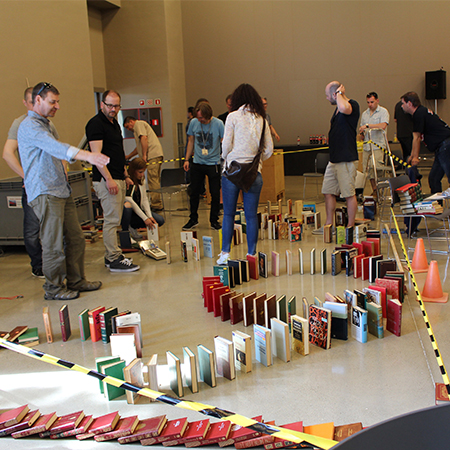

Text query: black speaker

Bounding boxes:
[426,70,446,99]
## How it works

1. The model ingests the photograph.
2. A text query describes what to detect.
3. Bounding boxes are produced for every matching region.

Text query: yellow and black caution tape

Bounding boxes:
[0,337,337,449]
[273,146,329,156]
[364,140,411,169]
[390,208,450,396]
[146,157,186,166]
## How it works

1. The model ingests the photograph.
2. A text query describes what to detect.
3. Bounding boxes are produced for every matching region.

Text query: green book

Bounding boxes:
[96,356,121,394]
[367,302,384,339]
[197,344,216,388]
[18,327,39,343]
[78,308,90,341]
[287,295,296,333]
[336,226,346,245]
[100,307,118,344]
[102,360,126,400]
[213,265,229,287]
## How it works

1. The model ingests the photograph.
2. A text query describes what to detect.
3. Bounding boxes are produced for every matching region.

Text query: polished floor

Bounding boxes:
[1,173,450,449]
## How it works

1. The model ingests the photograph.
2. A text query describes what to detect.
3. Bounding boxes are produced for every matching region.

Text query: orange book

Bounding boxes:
[88,306,106,342]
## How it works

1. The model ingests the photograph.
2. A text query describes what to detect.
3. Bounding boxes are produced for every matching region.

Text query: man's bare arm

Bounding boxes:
[2,139,24,178]
[88,140,118,194]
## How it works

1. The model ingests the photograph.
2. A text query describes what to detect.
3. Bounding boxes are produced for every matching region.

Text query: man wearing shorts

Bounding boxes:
[314,81,360,233]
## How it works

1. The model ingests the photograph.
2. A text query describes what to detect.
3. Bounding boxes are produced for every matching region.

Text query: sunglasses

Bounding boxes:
[36,82,53,97]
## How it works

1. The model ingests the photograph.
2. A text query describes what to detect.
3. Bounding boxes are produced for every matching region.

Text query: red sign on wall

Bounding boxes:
[139,99,145,106]
[155,98,161,105]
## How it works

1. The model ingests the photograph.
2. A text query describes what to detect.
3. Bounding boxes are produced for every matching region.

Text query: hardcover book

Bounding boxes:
[76,411,120,440]
[123,358,148,404]
[102,360,126,401]
[58,304,71,342]
[287,295,296,332]
[243,292,257,327]
[232,330,252,373]
[366,301,384,339]
[333,422,363,442]
[110,333,137,365]
[7,326,28,342]
[144,354,159,399]
[78,308,90,341]
[310,248,316,274]
[183,346,199,394]
[166,351,184,397]
[324,224,332,243]
[220,290,236,322]
[298,248,304,274]
[213,265,230,287]
[386,298,402,337]
[271,251,280,277]
[253,324,272,367]
[309,304,332,349]
[94,415,139,441]
[214,336,236,380]
[246,254,259,280]
[253,293,267,326]
[0,410,40,437]
[202,236,214,258]
[197,344,216,387]
[186,420,232,447]
[88,306,106,343]
[264,294,277,329]
[40,410,84,437]
[162,419,210,447]
[323,301,348,341]
[230,292,244,325]
[11,412,57,438]
[376,259,397,279]
[117,415,167,444]
[99,306,118,344]
[49,415,93,439]
[276,295,287,323]
[228,260,242,285]
[0,405,29,430]
[114,312,142,347]
[264,420,304,450]
[286,250,293,275]
[95,356,121,394]
[212,285,230,318]
[258,252,268,278]
[320,248,327,274]
[288,222,302,242]
[291,314,309,356]
[271,317,291,362]
[336,225,345,244]
[140,417,188,446]
[351,306,368,343]
[331,250,342,276]
[42,307,53,343]
[205,281,223,312]
[218,415,263,447]
[117,324,142,358]
[369,254,383,283]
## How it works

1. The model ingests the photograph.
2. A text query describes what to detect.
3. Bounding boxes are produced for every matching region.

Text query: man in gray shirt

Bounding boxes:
[18,82,109,300]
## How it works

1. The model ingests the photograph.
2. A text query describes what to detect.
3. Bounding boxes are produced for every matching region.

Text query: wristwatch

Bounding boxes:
[365,124,369,128]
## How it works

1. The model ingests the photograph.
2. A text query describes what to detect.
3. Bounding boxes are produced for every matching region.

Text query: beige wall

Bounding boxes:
[181,1,450,146]
[0,0,96,179]
[88,6,107,92]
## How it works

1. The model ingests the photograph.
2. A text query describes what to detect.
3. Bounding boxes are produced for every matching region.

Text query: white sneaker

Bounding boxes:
[216,252,230,265]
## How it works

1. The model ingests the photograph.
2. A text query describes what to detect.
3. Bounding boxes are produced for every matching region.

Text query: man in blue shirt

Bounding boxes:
[18,82,109,300]
[183,102,224,230]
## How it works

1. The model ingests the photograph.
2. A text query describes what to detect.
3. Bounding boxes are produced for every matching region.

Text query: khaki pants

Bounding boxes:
[94,178,126,262]
[30,194,86,294]
[147,156,163,210]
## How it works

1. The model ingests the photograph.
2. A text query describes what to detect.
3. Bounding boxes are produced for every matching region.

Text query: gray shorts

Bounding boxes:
[321,160,358,198]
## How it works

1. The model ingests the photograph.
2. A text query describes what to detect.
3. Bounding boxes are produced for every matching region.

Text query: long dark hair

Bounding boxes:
[230,84,265,118]
[128,158,147,186]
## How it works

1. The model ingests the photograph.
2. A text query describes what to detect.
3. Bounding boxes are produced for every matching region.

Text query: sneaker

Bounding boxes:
[105,254,130,268]
[44,289,79,300]
[68,280,102,292]
[312,225,336,235]
[129,227,144,241]
[182,219,199,231]
[216,252,230,265]
[211,222,222,230]
[109,257,140,272]
[32,268,45,279]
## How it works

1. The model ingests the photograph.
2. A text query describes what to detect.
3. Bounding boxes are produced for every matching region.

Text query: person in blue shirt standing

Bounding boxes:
[183,102,224,230]
[18,82,109,300]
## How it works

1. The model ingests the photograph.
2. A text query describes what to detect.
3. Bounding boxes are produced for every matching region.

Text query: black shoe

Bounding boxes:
[182,220,199,231]
[109,257,140,273]
[32,268,45,279]
[44,289,80,300]
[105,254,126,268]
[211,222,222,230]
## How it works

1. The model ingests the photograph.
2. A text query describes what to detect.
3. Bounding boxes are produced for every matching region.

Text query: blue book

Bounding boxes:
[253,324,272,367]
[202,236,214,258]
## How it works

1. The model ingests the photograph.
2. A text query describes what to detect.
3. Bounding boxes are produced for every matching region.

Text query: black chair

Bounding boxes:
[148,167,187,216]
[302,152,330,200]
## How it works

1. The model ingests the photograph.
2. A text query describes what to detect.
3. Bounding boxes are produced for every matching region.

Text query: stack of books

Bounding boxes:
[413,200,443,215]
[395,183,423,214]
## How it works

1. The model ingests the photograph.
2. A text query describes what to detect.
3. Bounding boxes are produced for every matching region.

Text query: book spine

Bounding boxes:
[43,312,53,343]
[12,424,46,438]
[235,435,274,449]
[59,310,68,342]
[100,313,108,344]
[94,430,128,442]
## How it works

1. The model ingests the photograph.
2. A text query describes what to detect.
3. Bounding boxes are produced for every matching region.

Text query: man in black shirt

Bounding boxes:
[401,91,450,193]
[314,81,360,234]
[86,90,140,272]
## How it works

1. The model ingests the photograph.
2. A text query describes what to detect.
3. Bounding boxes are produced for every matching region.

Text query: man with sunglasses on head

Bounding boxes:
[86,90,140,272]
[17,82,110,300]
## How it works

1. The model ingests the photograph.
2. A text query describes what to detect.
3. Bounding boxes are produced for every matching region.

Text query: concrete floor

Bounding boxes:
[1,173,450,449]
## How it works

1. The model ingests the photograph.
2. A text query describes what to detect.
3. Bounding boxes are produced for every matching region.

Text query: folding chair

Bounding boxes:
[303,152,329,200]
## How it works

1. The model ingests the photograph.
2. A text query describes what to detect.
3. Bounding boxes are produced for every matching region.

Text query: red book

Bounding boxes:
[246,254,259,280]
[218,415,263,447]
[186,420,232,447]
[118,415,167,444]
[40,410,84,437]
[76,411,120,440]
[220,291,236,322]
[212,286,230,318]
[368,285,387,318]
[366,238,380,255]
[375,277,401,300]
[88,306,105,342]
[140,417,188,445]
[162,419,209,446]
[361,256,370,281]
[0,405,29,429]
[0,410,40,437]
[94,415,139,441]
[206,282,223,312]
[253,293,267,326]
[264,294,277,329]
[12,412,57,438]
[353,254,364,279]
[7,326,28,342]
[202,277,221,307]
[352,242,363,255]
[59,304,71,342]
[50,415,93,439]
[243,292,257,327]
[229,293,244,325]
[264,421,303,449]
[386,298,402,336]
[333,422,363,442]
[362,241,375,257]
[235,434,275,448]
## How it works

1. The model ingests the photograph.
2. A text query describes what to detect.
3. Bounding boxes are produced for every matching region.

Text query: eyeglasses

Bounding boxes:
[36,82,52,97]
[103,102,121,109]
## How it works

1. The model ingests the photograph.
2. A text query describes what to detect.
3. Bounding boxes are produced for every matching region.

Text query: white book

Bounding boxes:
[268,219,273,239]
[202,236,214,258]
[110,333,137,365]
[232,330,252,373]
[180,231,195,247]
[253,324,272,367]
[182,347,198,394]
[214,336,235,380]
[147,224,159,242]
[270,317,291,362]
[166,351,183,397]
[291,314,310,356]
[144,354,158,401]
[115,312,142,347]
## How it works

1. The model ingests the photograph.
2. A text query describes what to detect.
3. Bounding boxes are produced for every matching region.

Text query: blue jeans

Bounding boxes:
[221,173,263,255]
[429,139,450,193]
[22,187,42,271]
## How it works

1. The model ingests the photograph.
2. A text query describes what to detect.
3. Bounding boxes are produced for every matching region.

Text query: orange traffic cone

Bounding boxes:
[411,238,429,273]
[421,260,448,303]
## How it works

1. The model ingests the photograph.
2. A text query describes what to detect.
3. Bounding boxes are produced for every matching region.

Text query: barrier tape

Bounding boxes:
[363,140,411,169]
[389,208,450,396]
[0,337,337,449]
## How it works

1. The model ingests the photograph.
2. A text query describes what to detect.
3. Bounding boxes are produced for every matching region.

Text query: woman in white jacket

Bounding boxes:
[122,158,164,239]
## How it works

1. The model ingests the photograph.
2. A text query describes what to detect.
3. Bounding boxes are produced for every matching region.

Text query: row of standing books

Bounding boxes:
[0,404,364,446]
